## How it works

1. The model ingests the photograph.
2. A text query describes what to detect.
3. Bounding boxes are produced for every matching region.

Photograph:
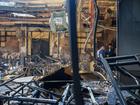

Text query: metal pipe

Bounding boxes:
[0,95,57,104]
[120,85,140,90]
[12,81,31,97]
[0,74,24,87]
[67,0,84,104]
[117,67,139,85]
[109,61,139,66]
[93,0,99,58]
[41,80,73,83]
[100,56,127,105]
[84,0,99,56]
[66,94,74,105]
[62,84,70,103]
[106,55,136,61]
[28,85,61,97]
[87,87,99,105]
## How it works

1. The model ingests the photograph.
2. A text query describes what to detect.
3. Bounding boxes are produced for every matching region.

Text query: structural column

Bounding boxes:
[25,26,28,56]
[68,0,84,105]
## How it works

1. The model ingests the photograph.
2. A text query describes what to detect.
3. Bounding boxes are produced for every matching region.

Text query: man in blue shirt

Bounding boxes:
[97,45,106,58]
[106,44,115,57]
[96,45,106,65]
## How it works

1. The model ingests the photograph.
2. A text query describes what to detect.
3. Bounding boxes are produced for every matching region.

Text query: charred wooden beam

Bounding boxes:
[0,6,48,12]
[0,17,49,22]
[0,23,50,28]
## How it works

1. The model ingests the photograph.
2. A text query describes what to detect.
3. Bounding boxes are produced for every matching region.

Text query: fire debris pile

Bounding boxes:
[0,54,139,105]
[0,54,106,105]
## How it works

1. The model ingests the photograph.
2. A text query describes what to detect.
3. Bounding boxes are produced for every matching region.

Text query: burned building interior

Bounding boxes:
[0,0,139,105]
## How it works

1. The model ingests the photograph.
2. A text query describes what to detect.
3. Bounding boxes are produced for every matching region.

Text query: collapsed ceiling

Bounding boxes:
[0,0,64,5]
[0,0,64,27]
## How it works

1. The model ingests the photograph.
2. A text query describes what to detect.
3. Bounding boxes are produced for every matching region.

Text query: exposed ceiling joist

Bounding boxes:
[0,24,50,28]
[0,27,50,32]
[0,17,49,22]
[0,21,48,24]
[0,6,48,12]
